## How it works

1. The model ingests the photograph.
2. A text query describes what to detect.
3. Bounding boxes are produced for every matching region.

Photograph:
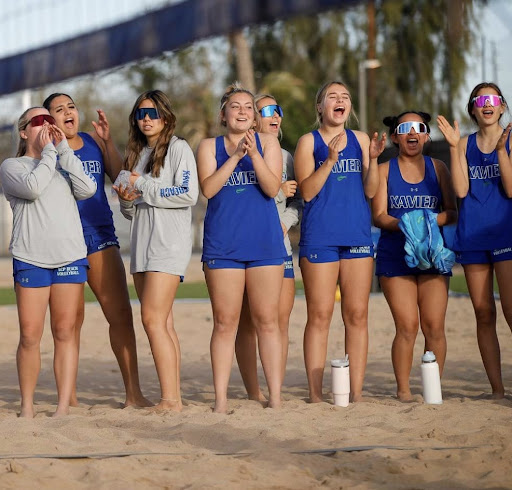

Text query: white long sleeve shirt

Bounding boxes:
[120,136,198,276]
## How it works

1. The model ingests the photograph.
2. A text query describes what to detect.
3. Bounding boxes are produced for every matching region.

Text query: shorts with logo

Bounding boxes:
[13,258,89,288]
[299,245,374,263]
[203,257,285,270]
[284,255,295,279]
[456,247,512,265]
[83,225,119,256]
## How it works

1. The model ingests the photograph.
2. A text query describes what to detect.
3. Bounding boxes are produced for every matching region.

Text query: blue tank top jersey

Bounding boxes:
[377,156,443,263]
[299,129,371,247]
[73,132,114,229]
[201,133,287,261]
[454,132,512,251]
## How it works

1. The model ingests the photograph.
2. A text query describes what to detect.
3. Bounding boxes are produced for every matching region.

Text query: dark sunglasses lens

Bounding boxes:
[136,108,159,120]
[30,115,55,127]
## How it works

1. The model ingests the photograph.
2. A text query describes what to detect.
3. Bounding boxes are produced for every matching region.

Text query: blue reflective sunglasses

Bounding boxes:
[395,121,428,134]
[135,108,160,120]
[259,104,284,118]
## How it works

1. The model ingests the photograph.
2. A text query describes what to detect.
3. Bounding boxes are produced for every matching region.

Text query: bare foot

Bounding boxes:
[19,405,35,418]
[491,391,505,400]
[476,392,505,400]
[397,390,414,402]
[397,392,422,403]
[308,395,324,404]
[69,396,79,408]
[213,399,228,414]
[267,396,281,409]
[124,395,154,408]
[248,392,267,403]
[350,392,364,403]
[52,406,70,417]
[147,398,183,412]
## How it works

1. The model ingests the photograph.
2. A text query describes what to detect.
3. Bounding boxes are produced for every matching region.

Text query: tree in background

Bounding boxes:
[376,0,476,126]
[241,0,480,146]
[122,43,221,151]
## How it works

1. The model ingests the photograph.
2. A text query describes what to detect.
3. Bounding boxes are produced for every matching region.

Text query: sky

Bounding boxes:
[0,0,511,128]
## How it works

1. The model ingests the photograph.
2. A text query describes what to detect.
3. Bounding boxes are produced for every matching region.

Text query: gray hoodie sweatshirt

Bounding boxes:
[0,140,96,268]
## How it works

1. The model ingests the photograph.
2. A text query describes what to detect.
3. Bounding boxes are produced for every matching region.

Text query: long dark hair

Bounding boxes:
[125,90,177,177]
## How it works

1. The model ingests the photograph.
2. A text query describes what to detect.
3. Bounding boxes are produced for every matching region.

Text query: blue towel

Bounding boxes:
[398,209,455,274]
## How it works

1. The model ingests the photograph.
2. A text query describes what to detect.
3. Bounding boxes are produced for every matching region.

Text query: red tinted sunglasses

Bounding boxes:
[24,114,56,129]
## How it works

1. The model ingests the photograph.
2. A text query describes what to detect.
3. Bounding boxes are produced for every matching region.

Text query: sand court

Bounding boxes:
[0,262,511,488]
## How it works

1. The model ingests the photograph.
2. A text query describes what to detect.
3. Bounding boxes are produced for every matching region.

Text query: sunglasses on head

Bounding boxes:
[25,114,56,129]
[471,94,503,108]
[135,108,160,120]
[259,104,284,118]
[395,121,428,135]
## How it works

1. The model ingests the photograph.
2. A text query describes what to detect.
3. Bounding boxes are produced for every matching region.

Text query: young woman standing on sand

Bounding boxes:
[294,81,385,403]
[114,90,198,411]
[0,107,96,417]
[43,93,150,408]
[235,94,303,400]
[438,82,512,398]
[372,111,457,401]
[197,83,286,413]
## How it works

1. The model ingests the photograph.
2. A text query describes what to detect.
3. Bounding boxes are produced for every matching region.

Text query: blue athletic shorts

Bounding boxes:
[13,258,89,288]
[203,257,285,270]
[456,247,512,265]
[284,255,294,279]
[299,245,374,263]
[83,225,119,256]
[376,257,451,277]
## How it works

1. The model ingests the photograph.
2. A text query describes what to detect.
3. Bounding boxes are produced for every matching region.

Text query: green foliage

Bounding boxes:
[244,1,480,145]
[0,275,494,305]
[376,0,476,122]
[119,42,223,149]
[0,282,212,306]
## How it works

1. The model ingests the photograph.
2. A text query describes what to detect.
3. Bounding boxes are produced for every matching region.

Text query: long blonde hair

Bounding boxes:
[15,107,44,157]
[125,90,177,178]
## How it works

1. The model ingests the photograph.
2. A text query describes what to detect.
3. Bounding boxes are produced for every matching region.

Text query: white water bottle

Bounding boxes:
[421,351,443,404]
[331,355,350,407]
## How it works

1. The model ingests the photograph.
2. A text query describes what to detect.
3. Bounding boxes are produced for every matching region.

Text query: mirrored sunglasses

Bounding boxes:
[471,94,503,108]
[259,104,284,118]
[395,121,428,135]
[25,114,56,128]
[135,108,160,120]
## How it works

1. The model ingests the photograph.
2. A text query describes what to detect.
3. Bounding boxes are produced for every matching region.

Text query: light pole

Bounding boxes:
[358,59,381,134]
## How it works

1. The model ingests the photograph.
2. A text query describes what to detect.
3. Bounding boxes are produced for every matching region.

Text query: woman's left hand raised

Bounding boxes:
[496,123,512,152]
[369,132,387,159]
[91,109,111,141]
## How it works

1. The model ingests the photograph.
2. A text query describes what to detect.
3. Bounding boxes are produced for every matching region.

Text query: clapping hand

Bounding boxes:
[369,132,387,159]
[437,116,460,147]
